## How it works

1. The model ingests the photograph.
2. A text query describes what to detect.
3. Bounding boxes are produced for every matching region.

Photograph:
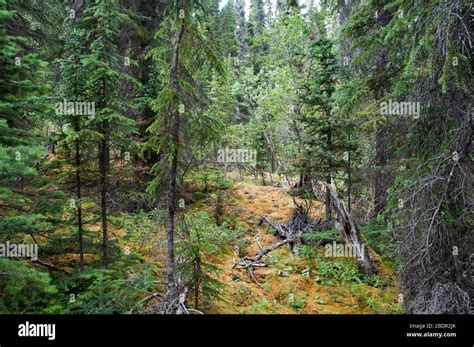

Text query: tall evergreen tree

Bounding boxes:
[249,0,266,35]
[0,0,51,241]
[234,0,248,59]
[300,12,354,223]
[55,21,89,271]
[145,0,224,303]
[82,0,138,265]
[216,1,239,58]
[340,0,473,313]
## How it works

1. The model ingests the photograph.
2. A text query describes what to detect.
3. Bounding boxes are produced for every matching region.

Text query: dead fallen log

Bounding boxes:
[260,215,293,239]
[259,205,323,253]
[235,203,323,285]
[324,183,378,277]
[233,238,292,270]
[233,238,293,287]
[141,285,205,314]
[146,284,192,314]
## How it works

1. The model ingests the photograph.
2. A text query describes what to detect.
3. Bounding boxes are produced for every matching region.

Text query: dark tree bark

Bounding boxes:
[373,127,388,216]
[165,20,185,287]
[325,174,332,222]
[347,149,352,213]
[71,34,84,271]
[194,257,201,310]
[75,138,84,271]
[99,120,110,265]
[325,118,332,223]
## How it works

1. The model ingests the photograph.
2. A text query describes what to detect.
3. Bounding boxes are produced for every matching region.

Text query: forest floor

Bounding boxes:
[196,178,401,314]
[40,164,400,314]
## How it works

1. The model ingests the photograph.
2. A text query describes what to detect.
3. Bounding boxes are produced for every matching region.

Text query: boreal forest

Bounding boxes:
[0,0,472,315]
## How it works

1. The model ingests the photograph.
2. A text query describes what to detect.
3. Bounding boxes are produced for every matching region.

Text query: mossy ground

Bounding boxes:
[39,169,401,314]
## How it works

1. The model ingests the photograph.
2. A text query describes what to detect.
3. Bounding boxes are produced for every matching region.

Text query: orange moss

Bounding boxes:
[202,180,399,314]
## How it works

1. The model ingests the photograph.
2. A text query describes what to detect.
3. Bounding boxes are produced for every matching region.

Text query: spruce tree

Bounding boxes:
[145,0,224,302]
[82,0,139,265]
[216,2,239,58]
[340,0,473,313]
[55,25,85,270]
[0,0,50,240]
[300,12,354,223]
[250,0,265,35]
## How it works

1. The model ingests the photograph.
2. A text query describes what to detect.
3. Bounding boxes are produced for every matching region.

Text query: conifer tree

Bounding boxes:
[0,0,50,240]
[340,0,473,313]
[145,0,224,300]
[55,20,89,271]
[216,1,239,58]
[234,0,248,59]
[247,0,267,73]
[300,13,355,223]
[82,0,139,265]
[249,0,265,35]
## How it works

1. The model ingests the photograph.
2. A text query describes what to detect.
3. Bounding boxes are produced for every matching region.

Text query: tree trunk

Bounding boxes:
[325,123,332,223]
[194,257,200,310]
[99,120,110,265]
[75,138,84,271]
[324,183,378,277]
[373,127,388,216]
[165,19,185,287]
[263,130,276,173]
[325,174,332,223]
[348,149,352,213]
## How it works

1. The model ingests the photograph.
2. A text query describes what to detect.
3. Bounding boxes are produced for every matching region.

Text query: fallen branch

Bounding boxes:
[260,215,291,239]
[233,237,294,287]
[147,284,191,315]
[235,202,323,283]
[139,292,163,305]
[32,258,71,274]
[260,205,323,253]
[186,308,204,314]
[233,238,292,270]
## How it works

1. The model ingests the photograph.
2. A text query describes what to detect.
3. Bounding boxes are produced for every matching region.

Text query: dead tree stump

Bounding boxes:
[324,183,378,277]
